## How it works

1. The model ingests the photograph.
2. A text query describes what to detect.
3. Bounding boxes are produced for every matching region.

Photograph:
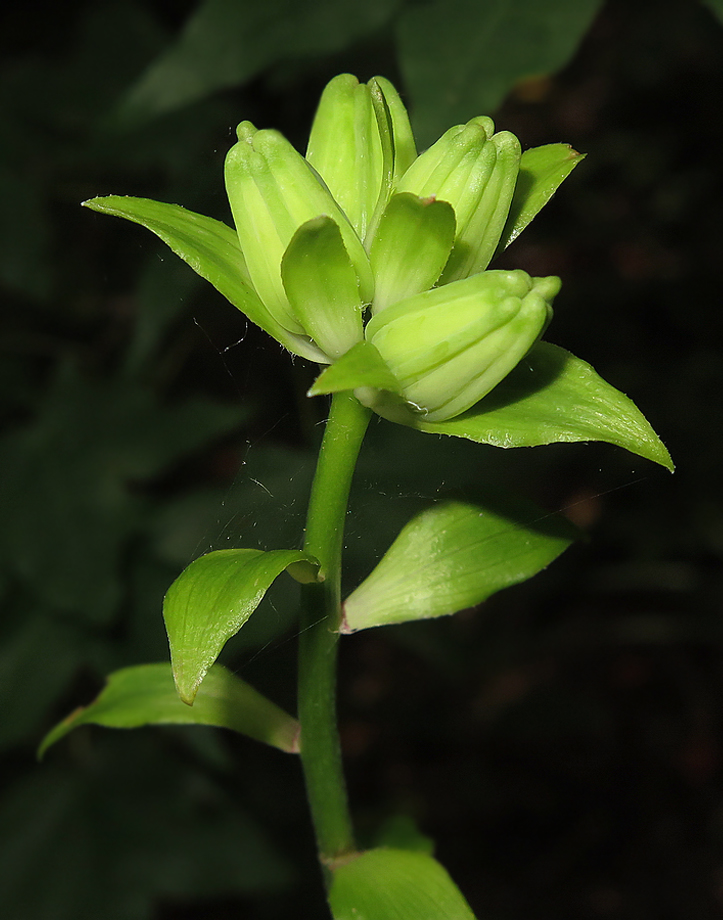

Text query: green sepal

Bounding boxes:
[308,341,403,397]
[82,195,325,362]
[497,143,586,253]
[328,848,477,920]
[281,216,364,360]
[342,499,575,632]
[38,663,300,759]
[370,193,456,313]
[164,548,320,704]
[386,342,674,471]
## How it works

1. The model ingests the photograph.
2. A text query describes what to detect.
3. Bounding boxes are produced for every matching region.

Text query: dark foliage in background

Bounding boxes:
[1,0,722,917]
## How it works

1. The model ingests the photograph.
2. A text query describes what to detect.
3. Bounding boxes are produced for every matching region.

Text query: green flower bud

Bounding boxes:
[306,74,417,245]
[306,74,384,242]
[225,121,373,347]
[365,269,559,422]
[370,76,417,185]
[396,118,521,281]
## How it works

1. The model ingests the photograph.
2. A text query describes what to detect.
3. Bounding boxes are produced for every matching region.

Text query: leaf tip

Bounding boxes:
[173,669,200,706]
[338,604,355,635]
[289,725,302,755]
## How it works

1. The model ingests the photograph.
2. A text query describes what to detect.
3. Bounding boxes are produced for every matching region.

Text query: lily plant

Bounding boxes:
[41,74,672,919]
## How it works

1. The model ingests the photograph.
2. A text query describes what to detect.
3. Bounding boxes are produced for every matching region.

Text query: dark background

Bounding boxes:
[2,0,723,917]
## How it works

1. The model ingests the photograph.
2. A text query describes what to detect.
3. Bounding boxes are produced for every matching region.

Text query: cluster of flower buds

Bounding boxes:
[223,73,567,421]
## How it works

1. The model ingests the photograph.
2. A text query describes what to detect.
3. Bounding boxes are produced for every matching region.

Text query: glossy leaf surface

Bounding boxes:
[328,848,477,919]
[39,663,300,758]
[401,343,673,470]
[343,499,575,632]
[497,143,586,252]
[164,548,319,703]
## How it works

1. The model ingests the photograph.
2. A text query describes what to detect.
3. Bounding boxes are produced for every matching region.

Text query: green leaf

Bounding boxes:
[497,143,586,252]
[370,193,456,312]
[112,0,401,126]
[38,663,299,758]
[2,742,292,920]
[343,499,575,632]
[328,848,477,919]
[281,216,364,360]
[83,195,322,360]
[397,0,604,146]
[164,548,320,703]
[394,343,674,471]
[0,366,246,622]
[701,0,723,26]
[308,341,403,397]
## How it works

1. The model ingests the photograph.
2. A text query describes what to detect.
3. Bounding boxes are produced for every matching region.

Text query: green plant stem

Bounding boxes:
[299,389,371,867]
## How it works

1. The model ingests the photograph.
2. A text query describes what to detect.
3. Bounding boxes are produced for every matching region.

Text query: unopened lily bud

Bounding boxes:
[306,74,417,245]
[306,74,384,242]
[365,270,559,422]
[440,131,521,282]
[225,122,373,341]
[396,118,521,281]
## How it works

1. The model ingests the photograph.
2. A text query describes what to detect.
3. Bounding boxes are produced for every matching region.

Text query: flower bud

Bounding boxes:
[305,74,417,245]
[396,118,521,281]
[306,74,384,242]
[365,270,559,422]
[225,122,373,343]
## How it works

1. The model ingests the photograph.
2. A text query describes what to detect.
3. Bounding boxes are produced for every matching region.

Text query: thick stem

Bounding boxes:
[298,390,371,866]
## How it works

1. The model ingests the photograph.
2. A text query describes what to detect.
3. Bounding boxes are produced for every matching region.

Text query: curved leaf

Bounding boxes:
[308,341,403,397]
[82,196,325,361]
[111,0,401,127]
[394,342,674,471]
[328,848,477,920]
[398,0,604,146]
[164,548,320,703]
[497,143,586,252]
[38,663,300,759]
[343,499,575,632]
[281,216,364,360]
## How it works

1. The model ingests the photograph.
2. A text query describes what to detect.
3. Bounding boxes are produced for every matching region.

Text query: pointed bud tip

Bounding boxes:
[533,275,562,301]
[235,120,257,143]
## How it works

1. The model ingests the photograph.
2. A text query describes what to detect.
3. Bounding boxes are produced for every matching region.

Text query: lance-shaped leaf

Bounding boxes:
[38,663,300,759]
[281,216,364,360]
[370,193,455,313]
[164,548,320,704]
[497,143,586,253]
[328,848,477,920]
[82,196,325,362]
[383,342,674,471]
[308,341,403,397]
[342,499,575,632]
